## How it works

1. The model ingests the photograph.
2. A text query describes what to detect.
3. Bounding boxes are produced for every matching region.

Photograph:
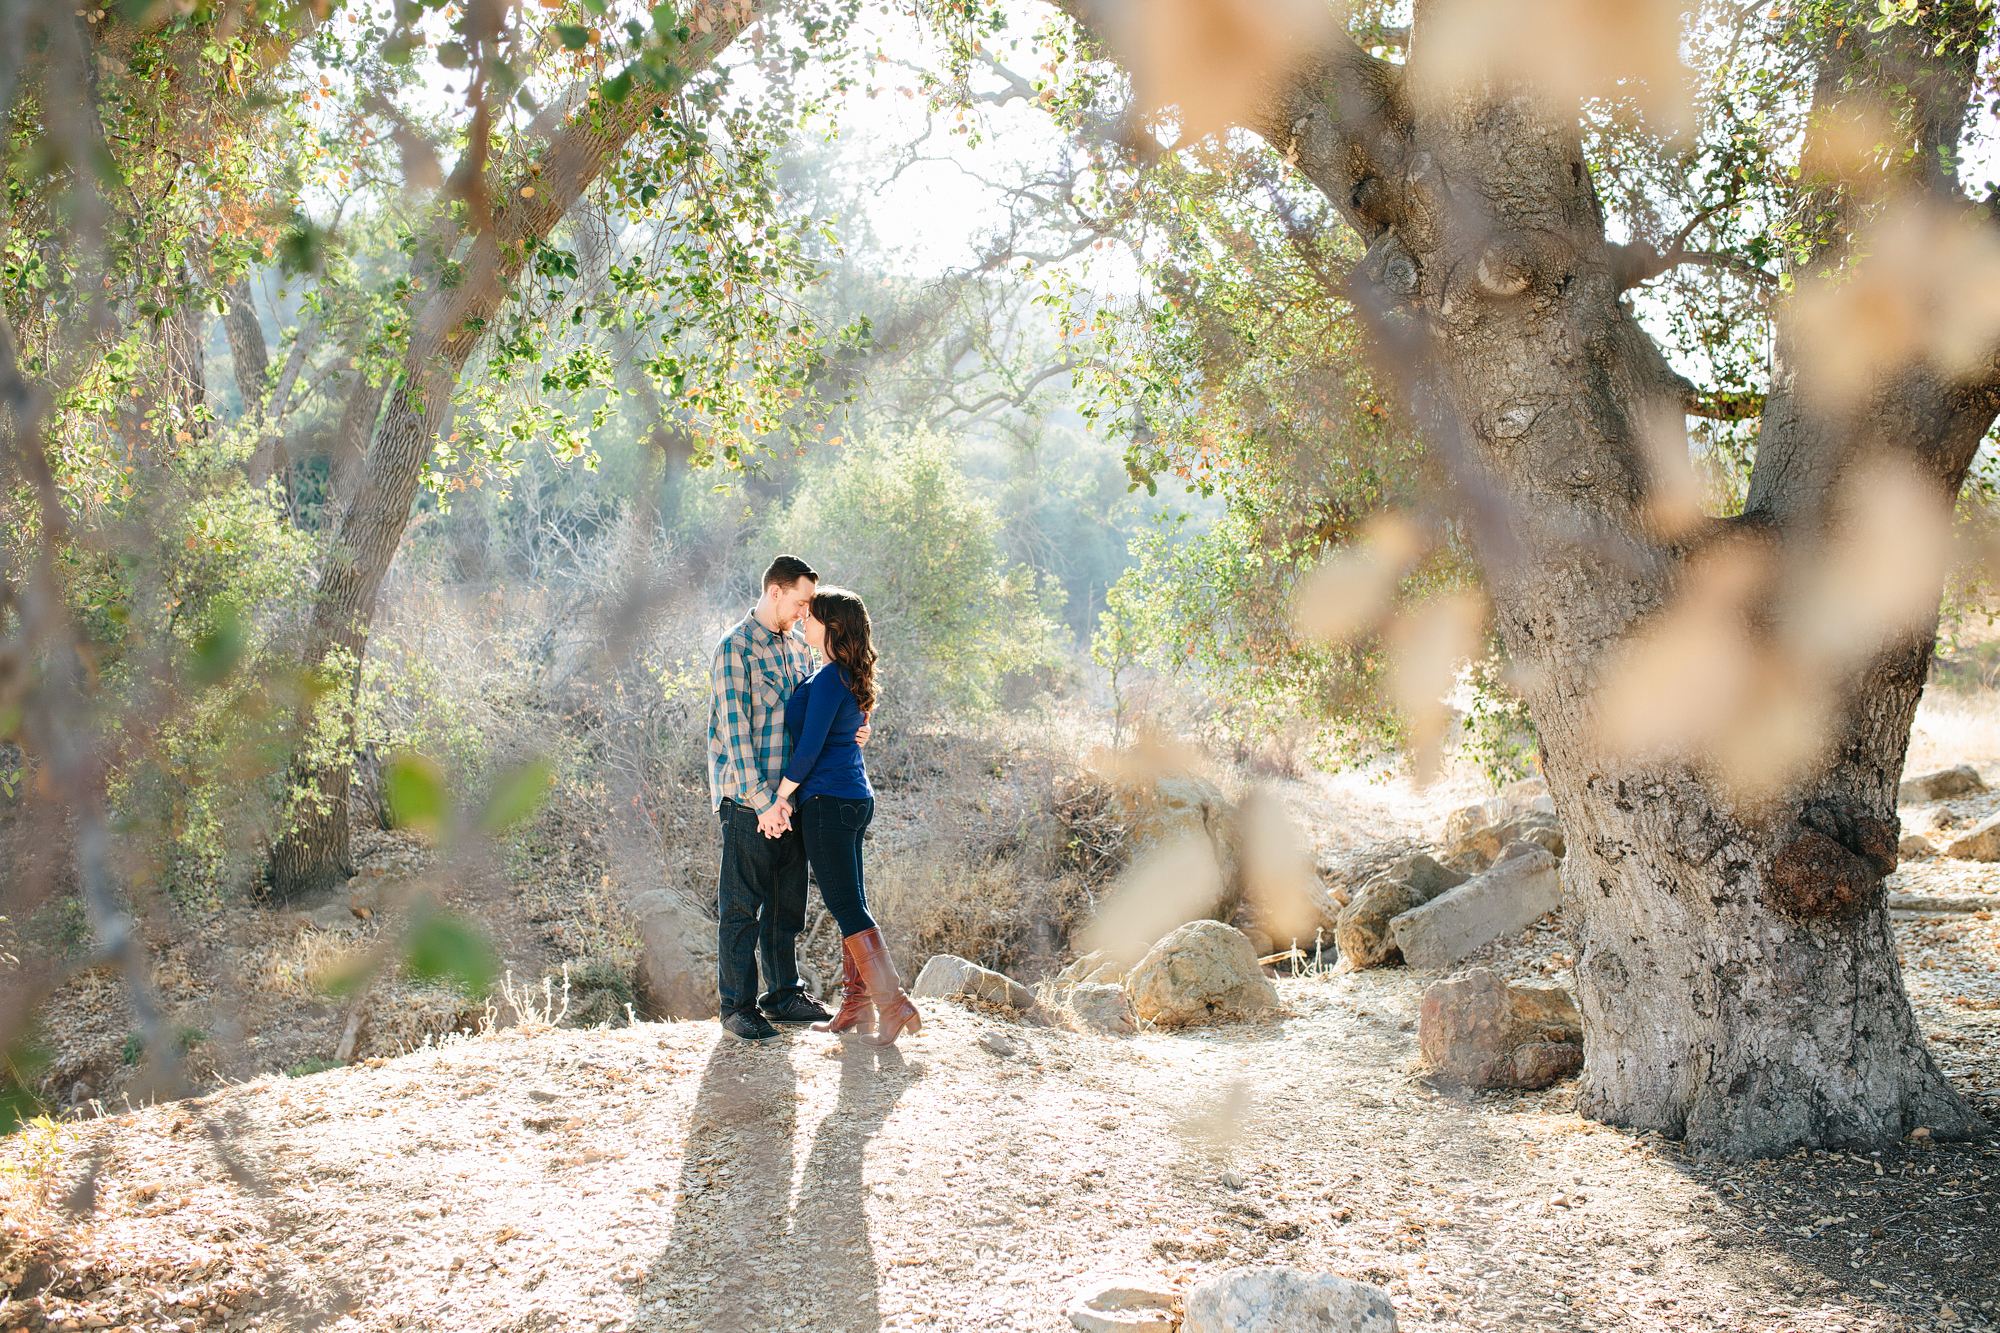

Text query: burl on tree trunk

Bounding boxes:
[1059,0,1994,1154]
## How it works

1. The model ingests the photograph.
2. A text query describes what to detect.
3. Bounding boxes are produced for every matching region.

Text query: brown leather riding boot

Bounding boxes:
[813,935,874,1034]
[850,927,921,1047]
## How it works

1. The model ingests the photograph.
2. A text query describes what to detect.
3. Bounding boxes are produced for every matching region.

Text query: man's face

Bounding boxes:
[772,577,817,631]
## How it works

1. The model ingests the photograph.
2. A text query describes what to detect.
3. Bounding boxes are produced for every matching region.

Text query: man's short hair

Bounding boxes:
[762,554,819,591]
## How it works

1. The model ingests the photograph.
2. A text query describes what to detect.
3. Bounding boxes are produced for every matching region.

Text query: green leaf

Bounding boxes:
[602,69,634,102]
[191,602,245,687]
[477,758,554,834]
[554,23,588,49]
[383,752,449,833]
[2,1031,51,1133]
[404,912,498,996]
[277,215,330,276]
[438,41,469,68]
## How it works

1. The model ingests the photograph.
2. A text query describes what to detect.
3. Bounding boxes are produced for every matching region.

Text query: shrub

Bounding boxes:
[771,430,1067,712]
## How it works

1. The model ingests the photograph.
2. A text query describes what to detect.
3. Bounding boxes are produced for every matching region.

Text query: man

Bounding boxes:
[707,554,835,1040]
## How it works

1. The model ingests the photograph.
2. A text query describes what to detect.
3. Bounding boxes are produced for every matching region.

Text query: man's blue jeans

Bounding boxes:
[716,798,809,1015]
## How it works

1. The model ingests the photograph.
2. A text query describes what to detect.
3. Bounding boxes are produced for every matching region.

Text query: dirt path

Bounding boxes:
[4,949,1995,1333]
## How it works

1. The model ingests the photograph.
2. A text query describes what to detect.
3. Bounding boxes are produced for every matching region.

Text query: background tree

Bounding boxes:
[1019,0,2000,1155]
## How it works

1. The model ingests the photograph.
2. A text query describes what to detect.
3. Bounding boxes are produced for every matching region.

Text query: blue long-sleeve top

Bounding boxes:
[782,661,872,802]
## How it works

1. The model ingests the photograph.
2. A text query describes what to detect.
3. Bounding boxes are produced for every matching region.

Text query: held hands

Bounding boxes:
[757,798,794,838]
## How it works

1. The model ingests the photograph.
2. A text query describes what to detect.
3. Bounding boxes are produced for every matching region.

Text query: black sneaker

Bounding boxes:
[761,991,833,1024]
[722,1009,780,1041]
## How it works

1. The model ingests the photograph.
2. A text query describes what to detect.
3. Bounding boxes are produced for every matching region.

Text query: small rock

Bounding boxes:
[1899,764,1985,805]
[527,1088,561,1103]
[1419,967,1583,1090]
[630,889,720,1020]
[1067,983,1137,1036]
[1057,950,1127,987]
[1182,1266,1397,1333]
[1942,812,2000,861]
[1440,812,1564,873]
[913,955,1039,1010]
[1440,801,1499,845]
[1389,847,1561,969]
[1126,921,1281,1028]
[1898,832,1937,860]
[1334,855,1468,969]
[1066,1276,1178,1333]
[1221,1170,1244,1189]
[979,1032,1017,1057]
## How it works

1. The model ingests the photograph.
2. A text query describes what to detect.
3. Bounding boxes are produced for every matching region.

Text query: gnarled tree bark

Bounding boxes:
[1060,0,1993,1154]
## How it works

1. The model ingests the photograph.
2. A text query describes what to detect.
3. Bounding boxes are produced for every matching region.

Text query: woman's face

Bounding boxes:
[800,605,826,651]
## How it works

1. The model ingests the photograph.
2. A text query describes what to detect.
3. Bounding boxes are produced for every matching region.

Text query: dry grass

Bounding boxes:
[1906,686,2000,772]
[253,930,374,1000]
[865,847,1095,982]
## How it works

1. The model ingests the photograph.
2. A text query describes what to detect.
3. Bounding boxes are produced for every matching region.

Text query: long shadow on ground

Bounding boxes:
[643,1035,913,1333]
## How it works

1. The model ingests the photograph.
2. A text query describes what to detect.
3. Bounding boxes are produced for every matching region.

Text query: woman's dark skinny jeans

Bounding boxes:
[799,795,877,938]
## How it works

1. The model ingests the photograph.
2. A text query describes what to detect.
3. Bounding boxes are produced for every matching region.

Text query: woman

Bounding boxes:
[775,586,922,1047]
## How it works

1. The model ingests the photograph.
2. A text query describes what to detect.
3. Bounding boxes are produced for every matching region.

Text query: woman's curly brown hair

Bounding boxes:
[811,586,877,714]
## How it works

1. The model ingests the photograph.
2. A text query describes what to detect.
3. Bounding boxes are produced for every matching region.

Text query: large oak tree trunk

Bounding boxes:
[1058,0,1995,1153]
[267,15,759,898]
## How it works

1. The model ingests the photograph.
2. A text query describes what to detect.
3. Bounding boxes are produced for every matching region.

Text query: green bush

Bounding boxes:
[772,430,1067,711]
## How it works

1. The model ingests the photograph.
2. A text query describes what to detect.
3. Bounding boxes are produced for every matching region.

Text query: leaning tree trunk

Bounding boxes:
[266,10,762,897]
[1058,0,1994,1154]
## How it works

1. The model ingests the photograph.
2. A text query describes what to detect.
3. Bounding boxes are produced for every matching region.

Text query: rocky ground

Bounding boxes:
[6,744,1999,1333]
[2,897,1994,1333]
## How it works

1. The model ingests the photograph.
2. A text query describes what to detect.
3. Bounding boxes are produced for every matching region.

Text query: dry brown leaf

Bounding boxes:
[1089,728,1207,786]
[1237,789,1320,944]
[1075,834,1226,966]
[1789,457,1955,668]
[1103,0,1335,142]
[1594,542,1766,760]
[1707,653,1833,806]
[1789,203,2000,413]
[1636,403,1704,536]
[1798,100,1898,185]
[1412,0,1692,137]
[1387,590,1487,784]
[1292,512,1425,644]
[1176,1077,1253,1147]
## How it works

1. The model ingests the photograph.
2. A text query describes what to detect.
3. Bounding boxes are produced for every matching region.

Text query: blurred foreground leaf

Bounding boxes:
[478,757,554,834]
[405,912,498,997]
[190,602,246,686]
[384,752,448,834]
[1,1032,51,1134]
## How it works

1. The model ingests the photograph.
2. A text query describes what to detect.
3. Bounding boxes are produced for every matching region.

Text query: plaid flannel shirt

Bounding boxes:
[708,609,816,814]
